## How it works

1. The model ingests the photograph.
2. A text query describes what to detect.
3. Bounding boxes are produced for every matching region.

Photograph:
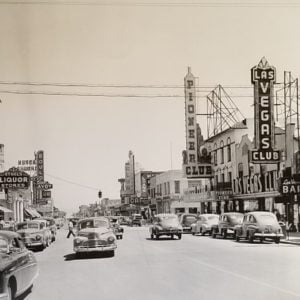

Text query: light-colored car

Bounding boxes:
[150,214,183,240]
[73,217,117,257]
[15,221,51,251]
[0,230,38,300]
[108,216,124,240]
[191,214,219,236]
[37,217,57,242]
[235,211,284,243]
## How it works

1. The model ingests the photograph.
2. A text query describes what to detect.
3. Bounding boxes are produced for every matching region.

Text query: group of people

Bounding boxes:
[0,217,15,230]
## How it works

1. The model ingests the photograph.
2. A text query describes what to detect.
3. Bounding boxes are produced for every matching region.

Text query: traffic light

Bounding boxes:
[98,190,102,198]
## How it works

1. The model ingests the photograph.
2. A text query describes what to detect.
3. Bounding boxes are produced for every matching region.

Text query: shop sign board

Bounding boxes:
[250,58,280,164]
[0,167,30,189]
[37,181,53,190]
[183,68,212,178]
[280,177,300,195]
[42,190,51,198]
[36,150,44,182]
[17,159,36,174]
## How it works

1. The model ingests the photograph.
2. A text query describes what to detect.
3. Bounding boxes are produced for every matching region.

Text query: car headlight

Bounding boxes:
[107,236,115,243]
[35,235,42,240]
[74,239,82,245]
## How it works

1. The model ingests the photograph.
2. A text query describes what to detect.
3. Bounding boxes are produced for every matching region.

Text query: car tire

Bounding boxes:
[235,234,240,242]
[120,235,123,240]
[177,233,182,240]
[201,228,205,236]
[76,252,82,259]
[7,280,15,300]
[222,230,227,239]
[155,234,159,240]
[212,230,216,238]
[260,238,264,243]
[151,233,154,240]
[247,232,254,243]
[192,232,195,235]
[275,237,280,244]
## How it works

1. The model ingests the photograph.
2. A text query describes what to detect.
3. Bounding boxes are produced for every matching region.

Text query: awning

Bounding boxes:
[0,205,13,213]
[24,208,41,218]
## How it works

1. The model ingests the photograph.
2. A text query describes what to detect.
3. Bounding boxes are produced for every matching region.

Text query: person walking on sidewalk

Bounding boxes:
[67,220,75,238]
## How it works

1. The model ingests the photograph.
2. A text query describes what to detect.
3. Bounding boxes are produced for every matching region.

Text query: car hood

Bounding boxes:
[78,227,113,235]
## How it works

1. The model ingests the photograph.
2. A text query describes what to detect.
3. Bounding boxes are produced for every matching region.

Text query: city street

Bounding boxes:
[24,226,300,300]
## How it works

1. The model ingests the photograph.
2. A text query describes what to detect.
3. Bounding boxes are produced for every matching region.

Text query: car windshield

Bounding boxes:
[79,219,109,229]
[258,215,278,224]
[16,223,39,230]
[158,216,179,226]
[0,238,8,253]
[229,215,243,223]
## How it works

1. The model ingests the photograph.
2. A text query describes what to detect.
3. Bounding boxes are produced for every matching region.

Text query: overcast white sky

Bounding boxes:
[0,0,299,215]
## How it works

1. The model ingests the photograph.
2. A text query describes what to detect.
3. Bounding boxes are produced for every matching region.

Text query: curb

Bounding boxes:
[280,240,300,246]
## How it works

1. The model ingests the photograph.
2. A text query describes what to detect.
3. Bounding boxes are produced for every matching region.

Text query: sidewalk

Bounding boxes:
[281,232,300,245]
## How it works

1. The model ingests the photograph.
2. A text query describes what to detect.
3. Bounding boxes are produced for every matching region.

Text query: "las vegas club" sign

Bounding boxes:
[250,58,280,164]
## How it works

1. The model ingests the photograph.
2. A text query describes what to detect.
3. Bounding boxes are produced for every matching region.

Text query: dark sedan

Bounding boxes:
[0,231,38,300]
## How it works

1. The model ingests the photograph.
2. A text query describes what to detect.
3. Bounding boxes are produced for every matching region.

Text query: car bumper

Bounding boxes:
[182,227,192,232]
[158,230,182,235]
[74,244,117,253]
[0,293,8,300]
[25,241,44,248]
[254,233,284,238]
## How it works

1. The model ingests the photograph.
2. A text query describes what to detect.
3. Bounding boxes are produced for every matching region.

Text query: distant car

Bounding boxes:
[119,216,130,226]
[235,211,284,244]
[15,221,51,251]
[179,213,198,233]
[37,217,57,242]
[211,212,244,239]
[191,214,219,236]
[131,214,143,226]
[73,217,117,257]
[150,213,183,240]
[108,216,124,240]
[0,230,38,300]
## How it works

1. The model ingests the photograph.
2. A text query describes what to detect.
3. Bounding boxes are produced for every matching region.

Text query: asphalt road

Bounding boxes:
[23,226,300,300]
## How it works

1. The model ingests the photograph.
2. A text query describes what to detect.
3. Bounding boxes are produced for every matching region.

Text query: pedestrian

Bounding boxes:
[67,220,75,238]
[0,217,5,230]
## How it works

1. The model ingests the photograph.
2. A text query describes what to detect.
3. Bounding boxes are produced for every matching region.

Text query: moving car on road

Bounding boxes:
[130,214,143,226]
[73,217,117,257]
[150,213,183,240]
[191,214,219,236]
[178,213,197,233]
[234,211,284,243]
[211,212,243,239]
[108,216,124,240]
[0,230,38,300]
[15,220,51,251]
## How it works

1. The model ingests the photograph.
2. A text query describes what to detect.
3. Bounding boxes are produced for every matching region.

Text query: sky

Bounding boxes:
[0,0,300,215]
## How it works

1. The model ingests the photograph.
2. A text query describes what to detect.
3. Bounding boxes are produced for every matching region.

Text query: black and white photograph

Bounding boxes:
[0,1,300,299]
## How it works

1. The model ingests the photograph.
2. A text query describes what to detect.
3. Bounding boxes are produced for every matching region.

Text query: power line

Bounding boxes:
[1,1,300,7]
[45,173,100,191]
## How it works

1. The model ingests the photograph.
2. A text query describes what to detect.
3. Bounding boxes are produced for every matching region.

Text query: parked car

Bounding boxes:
[0,230,38,300]
[37,217,57,242]
[15,220,52,251]
[191,214,219,236]
[149,213,183,240]
[73,217,117,257]
[234,211,284,243]
[130,214,143,226]
[211,212,244,239]
[179,213,198,233]
[108,216,124,240]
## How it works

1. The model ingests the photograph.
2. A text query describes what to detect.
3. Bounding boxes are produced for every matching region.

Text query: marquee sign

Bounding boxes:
[0,167,30,189]
[280,176,300,195]
[250,58,280,164]
[36,150,44,182]
[182,67,213,178]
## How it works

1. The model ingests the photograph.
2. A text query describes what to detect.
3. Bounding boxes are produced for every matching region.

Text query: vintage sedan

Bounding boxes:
[0,231,38,300]
[191,214,219,236]
[15,220,51,251]
[235,211,284,243]
[37,217,57,242]
[211,212,244,239]
[108,216,124,240]
[150,214,183,240]
[73,217,117,257]
[178,213,198,233]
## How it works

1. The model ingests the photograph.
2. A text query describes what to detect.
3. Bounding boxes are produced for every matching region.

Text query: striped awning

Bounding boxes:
[24,208,41,218]
[0,205,13,213]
